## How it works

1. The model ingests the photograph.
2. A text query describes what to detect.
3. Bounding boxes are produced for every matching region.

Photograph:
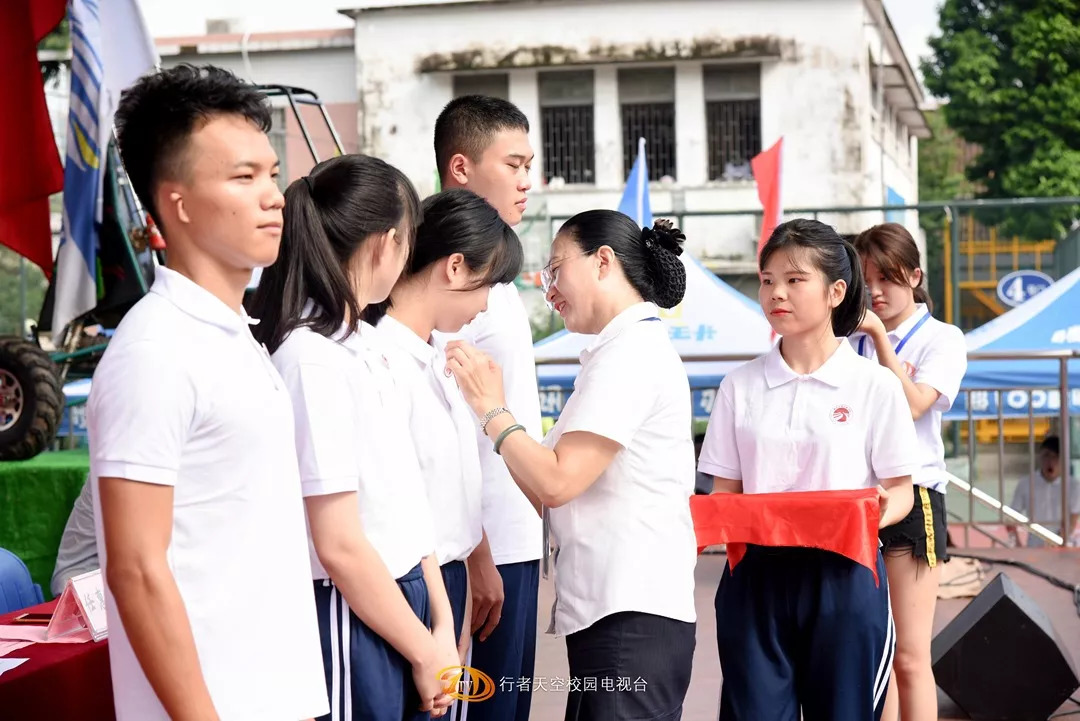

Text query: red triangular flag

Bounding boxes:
[751,137,783,259]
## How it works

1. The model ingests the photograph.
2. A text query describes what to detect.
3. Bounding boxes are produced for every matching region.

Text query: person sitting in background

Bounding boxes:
[50,474,99,597]
[1007,435,1080,547]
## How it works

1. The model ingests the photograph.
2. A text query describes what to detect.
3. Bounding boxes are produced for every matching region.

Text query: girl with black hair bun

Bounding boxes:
[698,218,920,721]
[443,209,699,720]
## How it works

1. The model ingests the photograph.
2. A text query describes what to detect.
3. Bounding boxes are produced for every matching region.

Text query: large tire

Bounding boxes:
[0,338,64,461]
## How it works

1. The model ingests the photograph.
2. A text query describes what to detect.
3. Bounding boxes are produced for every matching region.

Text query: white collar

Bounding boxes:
[150,266,257,334]
[298,298,369,355]
[378,315,437,368]
[764,339,857,389]
[886,303,930,339]
[581,302,661,363]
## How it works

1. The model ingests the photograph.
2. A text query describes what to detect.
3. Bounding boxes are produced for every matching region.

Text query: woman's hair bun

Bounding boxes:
[641,218,685,257]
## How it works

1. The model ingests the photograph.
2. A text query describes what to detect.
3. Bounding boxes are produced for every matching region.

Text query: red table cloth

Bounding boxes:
[0,599,114,720]
[690,488,883,585]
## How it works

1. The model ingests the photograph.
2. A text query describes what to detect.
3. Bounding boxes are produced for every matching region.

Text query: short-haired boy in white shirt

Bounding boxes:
[1007,436,1080,547]
[90,65,327,721]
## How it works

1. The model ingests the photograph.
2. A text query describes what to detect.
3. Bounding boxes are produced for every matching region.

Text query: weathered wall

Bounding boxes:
[347,0,918,264]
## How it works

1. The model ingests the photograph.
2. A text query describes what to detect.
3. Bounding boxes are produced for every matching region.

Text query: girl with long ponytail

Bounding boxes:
[251,155,457,721]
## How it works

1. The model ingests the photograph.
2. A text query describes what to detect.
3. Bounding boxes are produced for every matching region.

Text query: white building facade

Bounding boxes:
[157,27,360,184]
[342,0,928,270]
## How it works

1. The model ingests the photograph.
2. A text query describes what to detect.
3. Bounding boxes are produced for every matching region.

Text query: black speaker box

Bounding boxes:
[931,572,1079,721]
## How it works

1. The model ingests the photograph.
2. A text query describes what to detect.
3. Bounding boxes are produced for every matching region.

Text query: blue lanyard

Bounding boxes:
[641,317,661,323]
[858,311,931,358]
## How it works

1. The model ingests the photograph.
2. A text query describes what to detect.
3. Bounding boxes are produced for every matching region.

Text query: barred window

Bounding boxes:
[618,68,676,181]
[453,73,509,100]
[705,65,761,181]
[540,70,594,184]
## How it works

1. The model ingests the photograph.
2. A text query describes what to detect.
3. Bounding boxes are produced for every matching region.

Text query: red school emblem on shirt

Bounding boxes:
[831,405,852,424]
[901,361,917,379]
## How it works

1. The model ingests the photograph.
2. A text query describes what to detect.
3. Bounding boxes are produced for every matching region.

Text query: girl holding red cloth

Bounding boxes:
[698,219,919,721]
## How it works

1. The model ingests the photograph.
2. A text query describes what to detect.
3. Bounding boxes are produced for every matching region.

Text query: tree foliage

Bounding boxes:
[39,17,69,85]
[916,110,981,312]
[922,0,1080,234]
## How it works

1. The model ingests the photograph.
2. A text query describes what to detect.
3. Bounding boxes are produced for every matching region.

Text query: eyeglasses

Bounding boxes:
[540,252,590,310]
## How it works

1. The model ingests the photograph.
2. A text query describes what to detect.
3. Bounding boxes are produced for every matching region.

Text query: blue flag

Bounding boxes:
[52,0,156,338]
[617,137,652,227]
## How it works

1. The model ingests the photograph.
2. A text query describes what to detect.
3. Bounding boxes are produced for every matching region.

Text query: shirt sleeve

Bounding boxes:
[88,340,197,486]
[558,355,655,448]
[698,381,742,481]
[1011,478,1029,515]
[870,372,921,480]
[280,361,361,497]
[914,326,968,412]
[50,475,98,597]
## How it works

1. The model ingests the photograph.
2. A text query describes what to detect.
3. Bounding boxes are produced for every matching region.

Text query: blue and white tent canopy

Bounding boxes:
[948,265,1080,419]
[534,256,774,418]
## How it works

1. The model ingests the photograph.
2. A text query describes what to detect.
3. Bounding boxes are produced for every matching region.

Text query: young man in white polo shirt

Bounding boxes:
[88,65,327,721]
[433,96,541,721]
[1008,436,1080,547]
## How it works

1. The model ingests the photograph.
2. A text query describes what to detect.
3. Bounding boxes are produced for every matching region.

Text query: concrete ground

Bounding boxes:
[526,548,1080,721]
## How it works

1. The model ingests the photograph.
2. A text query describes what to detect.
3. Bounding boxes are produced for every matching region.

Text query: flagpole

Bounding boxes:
[19,257,27,338]
[636,137,646,227]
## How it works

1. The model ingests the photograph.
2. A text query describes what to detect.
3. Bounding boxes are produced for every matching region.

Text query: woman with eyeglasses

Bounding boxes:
[444,210,698,721]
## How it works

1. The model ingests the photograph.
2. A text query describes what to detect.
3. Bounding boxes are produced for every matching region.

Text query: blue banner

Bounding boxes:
[57,403,89,439]
[539,386,720,420]
[946,387,1080,420]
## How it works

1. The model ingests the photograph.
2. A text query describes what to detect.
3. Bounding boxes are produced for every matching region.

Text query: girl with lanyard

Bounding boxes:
[367,189,522,718]
[852,223,967,721]
[446,211,698,721]
[250,155,458,721]
[699,219,919,721]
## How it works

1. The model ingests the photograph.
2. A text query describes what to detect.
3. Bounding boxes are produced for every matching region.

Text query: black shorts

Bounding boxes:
[879,484,949,567]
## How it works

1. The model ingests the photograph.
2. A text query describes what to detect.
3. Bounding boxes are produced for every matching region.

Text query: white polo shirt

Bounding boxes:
[51,474,98,597]
[1011,474,1080,547]
[434,282,543,566]
[377,315,483,566]
[272,317,436,581]
[542,302,698,637]
[699,340,920,493]
[87,267,328,721]
[850,305,967,493]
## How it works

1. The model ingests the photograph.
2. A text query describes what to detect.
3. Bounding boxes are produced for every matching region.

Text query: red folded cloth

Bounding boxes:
[690,488,882,585]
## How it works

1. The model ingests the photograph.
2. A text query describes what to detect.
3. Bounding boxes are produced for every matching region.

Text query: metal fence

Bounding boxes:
[542,195,1080,333]
[536,349,1078,548]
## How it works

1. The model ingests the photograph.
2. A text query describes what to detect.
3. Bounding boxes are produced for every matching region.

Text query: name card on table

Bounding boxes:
[48,569,108,642]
